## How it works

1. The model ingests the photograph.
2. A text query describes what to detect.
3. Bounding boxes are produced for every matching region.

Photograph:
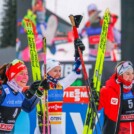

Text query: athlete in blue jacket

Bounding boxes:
[0,59,43,133]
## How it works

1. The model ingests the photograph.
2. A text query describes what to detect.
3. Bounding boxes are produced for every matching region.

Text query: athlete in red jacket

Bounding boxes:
[98,61,134,134]
[80,4,121,61]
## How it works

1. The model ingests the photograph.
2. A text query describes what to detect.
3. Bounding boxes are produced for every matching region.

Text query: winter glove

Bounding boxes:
[24,80,49,99]
[74,38,85,58]
[36,79,49,97]
[24,80,41,99]
[72,58,81,74]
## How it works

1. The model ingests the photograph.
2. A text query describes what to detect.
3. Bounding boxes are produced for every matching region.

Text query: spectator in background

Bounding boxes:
[80,3,121,61]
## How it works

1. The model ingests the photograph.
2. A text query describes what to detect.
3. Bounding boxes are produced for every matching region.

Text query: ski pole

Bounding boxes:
[69,15,101,134]
[42,37,50,134]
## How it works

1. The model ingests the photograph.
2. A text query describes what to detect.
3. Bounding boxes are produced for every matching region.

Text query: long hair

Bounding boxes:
[0,63,10,84]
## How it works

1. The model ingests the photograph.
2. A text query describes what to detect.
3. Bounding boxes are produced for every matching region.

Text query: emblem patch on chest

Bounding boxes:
[111,98,118,105]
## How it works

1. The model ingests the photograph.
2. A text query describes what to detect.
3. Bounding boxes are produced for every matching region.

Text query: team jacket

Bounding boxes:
[35,71,79,134]
[0,84,40,133]
[80,19,116,58]
[98,74,134,134]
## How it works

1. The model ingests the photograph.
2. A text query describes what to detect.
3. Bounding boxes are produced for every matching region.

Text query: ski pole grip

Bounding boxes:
[69,15,79,39]
[69,15,76,26]
[69,15,83,39]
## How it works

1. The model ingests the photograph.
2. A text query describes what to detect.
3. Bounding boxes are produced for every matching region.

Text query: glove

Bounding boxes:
[25,79,50,98]
[36,79,49,97]
[72,58,81,74]
[74,38,85,58]
[24,80,41,99]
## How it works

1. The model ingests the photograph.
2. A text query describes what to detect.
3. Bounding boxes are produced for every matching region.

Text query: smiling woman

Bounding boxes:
[34,58,82,134]
[0,59,44,134]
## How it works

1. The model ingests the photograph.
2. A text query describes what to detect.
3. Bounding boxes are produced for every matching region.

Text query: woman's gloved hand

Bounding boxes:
[24,79,49,99]
[36,79,49,97]
[74,38,85,58]
[24,81,41,99]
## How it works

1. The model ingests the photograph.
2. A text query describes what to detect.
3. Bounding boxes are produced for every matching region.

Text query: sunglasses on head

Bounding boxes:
[11,59,24,66]
[117,61,133,75]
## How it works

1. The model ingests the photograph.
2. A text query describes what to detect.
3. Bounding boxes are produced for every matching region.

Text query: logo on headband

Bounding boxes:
[116,61,133,75]
[6,59,27,81]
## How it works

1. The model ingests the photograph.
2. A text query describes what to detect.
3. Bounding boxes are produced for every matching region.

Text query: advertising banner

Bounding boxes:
[62,86,88,134]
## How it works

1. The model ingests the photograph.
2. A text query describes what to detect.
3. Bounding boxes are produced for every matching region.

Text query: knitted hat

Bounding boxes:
[46,59,61,73]
[116,61,133,75]
[6,59,27,81]
[87,4,98,12]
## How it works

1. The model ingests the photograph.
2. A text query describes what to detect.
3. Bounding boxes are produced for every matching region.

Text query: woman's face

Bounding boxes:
[14,69,29,88]
[122,69,134,82]
[48,66,61,79]
[88,10,96,16]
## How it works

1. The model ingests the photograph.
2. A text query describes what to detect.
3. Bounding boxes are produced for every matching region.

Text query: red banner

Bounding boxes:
[48,102,63,112]
[63,86,89,104]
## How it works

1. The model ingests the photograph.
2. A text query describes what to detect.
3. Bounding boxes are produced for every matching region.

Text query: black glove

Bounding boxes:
[74,38,85,58]
[24,81,41,99]
[36,79,49,97]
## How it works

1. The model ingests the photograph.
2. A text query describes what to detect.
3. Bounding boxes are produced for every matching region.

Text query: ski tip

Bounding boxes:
[105,8,110,14]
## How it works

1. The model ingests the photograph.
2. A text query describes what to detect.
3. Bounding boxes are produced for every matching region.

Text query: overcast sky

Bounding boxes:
[46,0,121,30]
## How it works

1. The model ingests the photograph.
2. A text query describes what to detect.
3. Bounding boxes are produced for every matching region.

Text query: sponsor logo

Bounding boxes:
[49,115,62,124]
[123,92,134,100]
[48,102,62,112]
[111,98,118,105]
[4,88,10,94]
[7,120,15,123]
[7,100,22,105]
[11,72,16,78]
[48,90,63,102]
[121,114,134,121]
[63,87,89,103]
[0,123,14,131]
[89,35,100,44]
